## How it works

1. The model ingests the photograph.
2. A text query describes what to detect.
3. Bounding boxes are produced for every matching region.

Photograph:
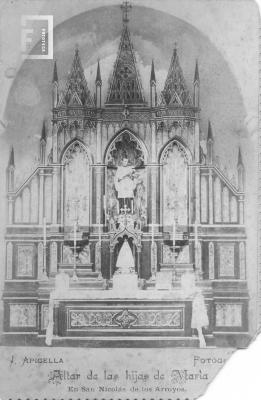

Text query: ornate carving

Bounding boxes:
[60,49,94,107]
[10,304,37,327]
[113,309,137,328]
[219,244,234,277]
[215,303,242,327]
[162,49,192,106]
[106,26,145,104]
[17,245,34,277]
[69,309,183,329]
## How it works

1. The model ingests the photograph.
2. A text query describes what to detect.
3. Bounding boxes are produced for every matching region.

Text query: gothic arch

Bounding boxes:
[159,136,192,164]
[159,137,191,228]
[104,128,148,166]
[104,128,148,224]
[61,138,93,164]
[61,138,92,227]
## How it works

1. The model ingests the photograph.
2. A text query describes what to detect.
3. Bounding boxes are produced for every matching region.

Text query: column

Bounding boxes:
[208,169,213,224]
[150,120,158,226]
[8,196,14,224]
[52,167,58,224]
[194,119,200,163]
[52,122,58,163]
[195,166,200,223]
[39,169,44,223]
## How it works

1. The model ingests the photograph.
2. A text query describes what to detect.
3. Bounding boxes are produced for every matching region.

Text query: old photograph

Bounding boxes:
[0,0,259,398]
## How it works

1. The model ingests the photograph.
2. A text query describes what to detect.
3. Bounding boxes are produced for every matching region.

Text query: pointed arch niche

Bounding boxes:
[62,140,92,227]
[104,130,148,223]
[160,139,190,228]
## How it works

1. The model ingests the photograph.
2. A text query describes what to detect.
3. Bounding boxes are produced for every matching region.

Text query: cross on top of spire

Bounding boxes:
[121,1,132,24]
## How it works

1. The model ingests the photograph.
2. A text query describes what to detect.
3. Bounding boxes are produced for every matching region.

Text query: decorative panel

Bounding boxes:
[215,304,242,327]
[38,242,44,278]
[17,244,34,277]
[230,196,238,223]
[64,141,90,226]
[239,242,246,280]
[30,177,39,223]
[219,244,234,277]
[14,196,22,223]
[200,175,208,223]
[209,242,215,280]
[41,304,49,330]
[44,175,52,223]
[214,177,221,222]
[69,308,183,329]
[6,242,13,280]
[222,187,229,222]
[50,242,58,274]
[161,141,188,226]
[10,304,37,327]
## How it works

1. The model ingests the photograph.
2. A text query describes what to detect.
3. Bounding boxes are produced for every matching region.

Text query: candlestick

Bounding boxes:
[72,221,78,281]
[195,221,198,269]
[151,223,154,244]
[43,217,46,246]
[98,223,102,245]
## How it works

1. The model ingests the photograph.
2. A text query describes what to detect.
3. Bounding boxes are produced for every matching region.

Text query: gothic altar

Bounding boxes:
[3,2,249,347]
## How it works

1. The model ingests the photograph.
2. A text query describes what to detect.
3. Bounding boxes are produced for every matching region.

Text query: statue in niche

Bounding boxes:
[63,245,74,264]
[114,157,138,212]
[78,244,91,264]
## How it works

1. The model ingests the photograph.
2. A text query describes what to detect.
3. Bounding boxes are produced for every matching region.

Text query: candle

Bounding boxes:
[43,217,46,246]
[172,217,176,248]
[103,195,106,212]
[98,224,102,245]
[195,221,198,268]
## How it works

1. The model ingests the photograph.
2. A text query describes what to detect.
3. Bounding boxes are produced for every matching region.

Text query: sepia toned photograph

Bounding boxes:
[0,0,259,398]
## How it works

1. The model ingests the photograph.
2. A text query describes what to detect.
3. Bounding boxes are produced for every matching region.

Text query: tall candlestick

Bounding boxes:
[195,221,198,269]
[103,195,106,214]
[98,224,102,245]
[151,223,154,244]
[172,217,176,249]
[43,217,46,246]
[72,221,78,281]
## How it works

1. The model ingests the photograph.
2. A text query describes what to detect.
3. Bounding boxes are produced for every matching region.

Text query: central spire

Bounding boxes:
[106,2,145,106]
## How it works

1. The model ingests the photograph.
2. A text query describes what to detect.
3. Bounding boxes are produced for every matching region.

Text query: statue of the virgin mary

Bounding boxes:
[116,239,135,274]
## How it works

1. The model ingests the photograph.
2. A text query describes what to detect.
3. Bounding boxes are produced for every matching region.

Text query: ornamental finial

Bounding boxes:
[121,1,132,24]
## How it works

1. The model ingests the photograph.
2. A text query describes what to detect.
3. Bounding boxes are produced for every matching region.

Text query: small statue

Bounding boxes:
[78,244,91,264]
[63,245,74,264]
